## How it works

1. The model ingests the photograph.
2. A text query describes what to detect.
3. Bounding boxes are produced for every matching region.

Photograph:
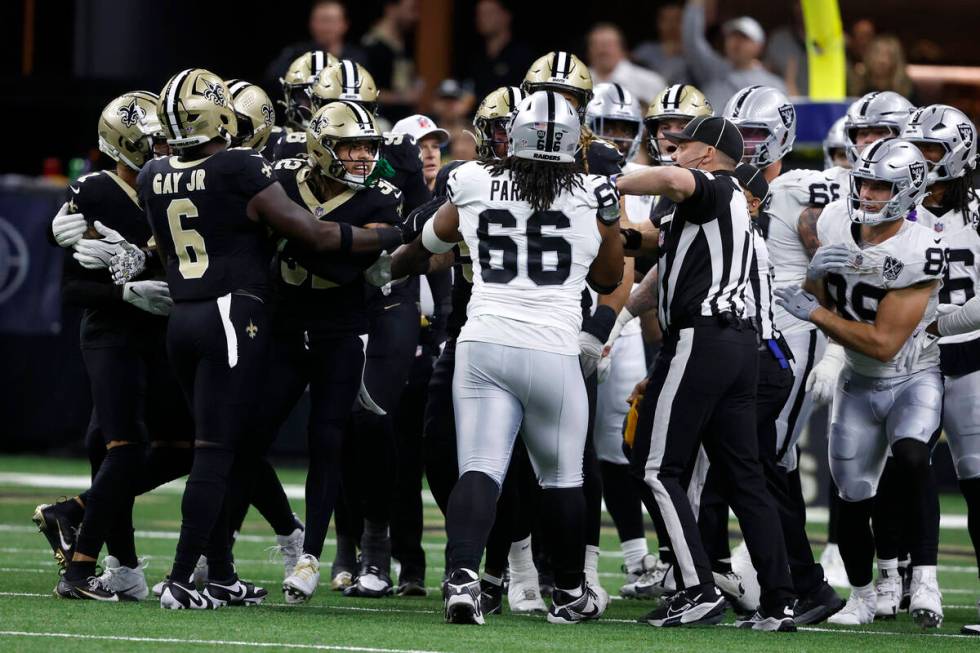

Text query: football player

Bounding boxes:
[43,91,194,602]
[901,104,979,628]
[227,79,277,157]
[142,68,400,609]
[824,117,850,170]
[775,138,943,626]
[399,91,623,625]
[720,85,844,623]
[584,82,658,597]
[269,50,338,159]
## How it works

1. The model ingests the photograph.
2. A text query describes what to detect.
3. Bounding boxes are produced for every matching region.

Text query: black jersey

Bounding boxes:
[381,131,431,214]
[61,170,163,348]
[271,127,308,162]
[582,135,624,176]
[274,158,402,335]
[138,147,277,302]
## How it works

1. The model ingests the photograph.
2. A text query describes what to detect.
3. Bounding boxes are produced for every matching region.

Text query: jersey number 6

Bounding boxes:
[166,198,210,279]
[477,209,571,286]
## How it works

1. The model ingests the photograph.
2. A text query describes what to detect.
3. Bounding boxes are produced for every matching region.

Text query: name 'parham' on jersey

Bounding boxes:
[766,165,848,334]
[817,201,946,378]
[447,161,618,355]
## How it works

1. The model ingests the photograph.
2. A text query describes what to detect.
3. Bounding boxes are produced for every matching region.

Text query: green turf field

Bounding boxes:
[0,455,977,652]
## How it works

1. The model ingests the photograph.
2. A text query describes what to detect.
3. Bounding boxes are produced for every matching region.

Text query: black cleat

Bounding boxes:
[444,568,484,625]
[899,564,912,611]
[160,577,217,610]
[794,580,845,625]
[397,578,428,597]
[643,585,726,627]
[55,575,135,602]
[33,500,80,570]
[343,565,393,598]
[735,602,798,632]
[204,577,267,606]
[548,583,604,624]
[480,579,503,615]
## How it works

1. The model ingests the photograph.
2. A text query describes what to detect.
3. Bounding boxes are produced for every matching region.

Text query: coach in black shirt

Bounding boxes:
[616,116,797,630]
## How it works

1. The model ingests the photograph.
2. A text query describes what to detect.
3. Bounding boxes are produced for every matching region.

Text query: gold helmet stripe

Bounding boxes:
[164,68,193,140]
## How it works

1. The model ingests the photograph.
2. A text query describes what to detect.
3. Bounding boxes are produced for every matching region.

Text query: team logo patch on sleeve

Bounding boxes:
[882,255,904,281]
[908,161,926,187]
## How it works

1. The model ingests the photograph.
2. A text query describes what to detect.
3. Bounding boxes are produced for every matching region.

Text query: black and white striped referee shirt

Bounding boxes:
[745,215,778,341]
[656,169,753,332]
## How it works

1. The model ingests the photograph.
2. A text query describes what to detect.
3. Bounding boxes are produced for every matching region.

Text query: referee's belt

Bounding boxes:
[669,312,755,332]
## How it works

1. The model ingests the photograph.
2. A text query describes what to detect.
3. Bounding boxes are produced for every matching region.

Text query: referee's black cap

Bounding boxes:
[663,116,744,164]
[734,162,769,201]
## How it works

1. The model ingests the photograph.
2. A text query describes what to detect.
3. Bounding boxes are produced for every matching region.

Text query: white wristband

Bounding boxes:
[421,218,456,254]
[605,307,635,346]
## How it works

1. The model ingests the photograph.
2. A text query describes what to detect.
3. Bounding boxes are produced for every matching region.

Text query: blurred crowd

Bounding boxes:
[260,0,949,163]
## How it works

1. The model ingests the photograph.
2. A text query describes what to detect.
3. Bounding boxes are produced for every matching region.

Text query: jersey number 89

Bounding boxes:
[477,209,571,286]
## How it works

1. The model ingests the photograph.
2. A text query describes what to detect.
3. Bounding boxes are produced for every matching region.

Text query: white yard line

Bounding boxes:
[0,631,444,653]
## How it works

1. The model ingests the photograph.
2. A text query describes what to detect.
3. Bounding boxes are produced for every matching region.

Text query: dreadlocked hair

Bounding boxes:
[488,156,585,212]
[942,167,979,223]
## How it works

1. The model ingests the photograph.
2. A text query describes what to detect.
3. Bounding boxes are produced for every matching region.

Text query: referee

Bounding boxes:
[616,116,797,631]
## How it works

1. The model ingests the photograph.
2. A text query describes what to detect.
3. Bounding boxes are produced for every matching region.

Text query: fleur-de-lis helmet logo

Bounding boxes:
[261,104,274,127]
[117,98,145,128]
[310,115,329,134]
[202,79,226,106]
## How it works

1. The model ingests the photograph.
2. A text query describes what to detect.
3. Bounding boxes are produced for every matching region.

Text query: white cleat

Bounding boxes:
[730,541,761,613]
[874,569,901,619]
[620,554,657,598]
[827,587,877,625]
[909,567,943,628]
[820,543,850,588]
[713,570,757,614]
[507,568,547,613]
[282,554,320,604]
[585,568,609,615]
[633,559,675,598]
[274,526,305,579]
[98,555,149,601]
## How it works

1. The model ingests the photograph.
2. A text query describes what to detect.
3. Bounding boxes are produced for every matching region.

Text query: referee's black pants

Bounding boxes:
[636,321,795,612]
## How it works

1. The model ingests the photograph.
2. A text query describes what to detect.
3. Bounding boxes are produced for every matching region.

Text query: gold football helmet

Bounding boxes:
[281,50,338,128]
[522,52,593,120]
[157,68,236,149]
[98,90,159,170]
[645,84,713,164]
[473,86,526,160]
[226,79,276,151]
[306,101,383,188]
[310,60,380,114]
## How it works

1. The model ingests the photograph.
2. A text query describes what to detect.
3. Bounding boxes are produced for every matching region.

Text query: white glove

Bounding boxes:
[806,343,845,405]
[578,331,604,378]
[806,243,852,281]
[364,251,392,288]
[596,346,613,384]
[51,202,88,248]
[72,221,126,269]
[937,296,980,337]
[774,286,821,322]
[605,308,635,350]
[122,280,172,316]
[896,328,939,374]
[109,241,147,285]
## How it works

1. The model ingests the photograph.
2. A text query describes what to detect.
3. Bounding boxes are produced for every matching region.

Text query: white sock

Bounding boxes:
[877,557,898,578]
[585,545,600,576]
[621,538,649,573]
[854,582,875,598]
[560,583,583,598]
[509,536,534,575]
[913,565,937,583]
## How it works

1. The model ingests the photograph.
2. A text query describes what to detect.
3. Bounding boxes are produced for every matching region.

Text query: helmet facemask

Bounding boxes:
[318,136,384,189]
[589,116,641,161]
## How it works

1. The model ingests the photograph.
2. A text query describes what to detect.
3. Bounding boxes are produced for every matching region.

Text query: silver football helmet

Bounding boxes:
[508,91,581,163]
[722,85,796,167]
[847,138,929,225]
[586,83,643,162]
[844,91,913,164]
[823,116,848,170]
[901,104,977,183]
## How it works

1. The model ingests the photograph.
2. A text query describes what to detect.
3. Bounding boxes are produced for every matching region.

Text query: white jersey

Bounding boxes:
[817,201,946,377]
[448,161,618,355]
[623,161,656,226]
[767,165,849,334]
[914,199,980,345]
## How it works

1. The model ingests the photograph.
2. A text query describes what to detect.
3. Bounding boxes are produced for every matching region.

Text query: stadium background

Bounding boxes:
[1,0,979,509]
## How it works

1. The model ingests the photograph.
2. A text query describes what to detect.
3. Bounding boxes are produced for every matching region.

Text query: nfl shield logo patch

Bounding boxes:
[882,256,904,281]
[934,222,945,233]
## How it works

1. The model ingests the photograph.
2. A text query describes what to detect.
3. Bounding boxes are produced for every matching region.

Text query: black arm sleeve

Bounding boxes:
[423,268,453,349]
